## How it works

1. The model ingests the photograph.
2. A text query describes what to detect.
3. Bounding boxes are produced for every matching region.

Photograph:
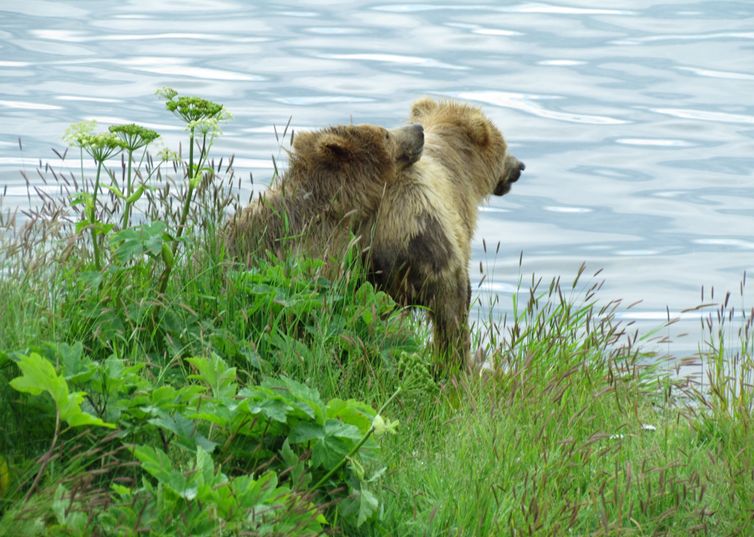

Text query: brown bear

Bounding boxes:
[226,99,524,375]
[365,97,525,372]
[225,122,425,269]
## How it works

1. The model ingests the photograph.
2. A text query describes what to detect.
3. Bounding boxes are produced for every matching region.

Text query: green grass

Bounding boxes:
[0,91,752,535]
[374,286,753,536]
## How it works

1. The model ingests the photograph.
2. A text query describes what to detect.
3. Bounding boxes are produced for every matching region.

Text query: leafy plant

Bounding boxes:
[155,87,230,295]
[10,352,114,430]
[1,343,399,533]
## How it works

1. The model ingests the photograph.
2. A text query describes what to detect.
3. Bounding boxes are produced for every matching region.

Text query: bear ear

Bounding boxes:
[316,132,352,161]
[467,117,492,147]
[410,97,437,120]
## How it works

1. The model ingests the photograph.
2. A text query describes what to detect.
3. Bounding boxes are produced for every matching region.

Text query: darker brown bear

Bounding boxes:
[225,123,424,270]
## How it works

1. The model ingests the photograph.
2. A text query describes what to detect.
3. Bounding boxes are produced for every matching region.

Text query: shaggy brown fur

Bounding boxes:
[225,123,424,268]
[365,97,525,372]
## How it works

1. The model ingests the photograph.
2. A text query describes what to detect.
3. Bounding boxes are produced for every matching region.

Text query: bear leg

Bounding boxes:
[430,269,472,373]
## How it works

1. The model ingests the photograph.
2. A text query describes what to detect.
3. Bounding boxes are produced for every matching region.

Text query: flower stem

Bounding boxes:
[158,128,195,295]
[174,127,196,252]
[122,150,134,229]
[90,160,104,270]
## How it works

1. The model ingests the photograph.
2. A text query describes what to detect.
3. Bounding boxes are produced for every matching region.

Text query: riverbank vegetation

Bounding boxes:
[0,92,752,535]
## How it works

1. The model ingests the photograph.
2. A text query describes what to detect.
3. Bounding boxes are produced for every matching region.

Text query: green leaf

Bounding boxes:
[187,405,233,427]
[187,355,237,400]
[105,184,125,199]
[147,410,217,453]
[70,191,92,208]
[90,221,115,236]
[134,445,197,500]
[194,446,226,500]
[110,483,132,498]
[56,342,96,384]
[280,439,311,489]
[75,270,103,290]
[111,221,166,265]
[311,420,362,470]
[324,419,363,442]
[75,219,91,234]
[10,353,114,429]
[243,395,291,423]
[338,482,380,528]
[326,398,376,435]
[161,242,174,268]
[356,485,379,527]
[261,377,323,421]
[289,422,324,444]
[126,183,146,204]
[52,485,89,532]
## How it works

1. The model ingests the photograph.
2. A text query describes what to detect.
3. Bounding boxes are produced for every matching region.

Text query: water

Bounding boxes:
[1,1,753,361]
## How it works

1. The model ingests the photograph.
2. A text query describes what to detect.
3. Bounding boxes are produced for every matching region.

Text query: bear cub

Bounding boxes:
[225,123,425,267]
[366,98,525,371]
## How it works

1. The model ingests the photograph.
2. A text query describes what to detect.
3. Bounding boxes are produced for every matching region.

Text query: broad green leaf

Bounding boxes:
[187,355,237,399]
[193,447,227,502]
[231,471,281,510]
[69,191,92,207]
[262,377,323,421]
[289,422,324,444]
[324,419,363,442]
[55,341,95,384]
[240,386,294,423]
[244,397,291,423]
[9,352,56,397]
[134,445,197,500]
[338,483,380,528]
[76,270,103,289]
[356,486,379,527]
[187,405,233,427]
[110,483,132,498]
[326,398,376,434]
[111,221,166,264]
[280,439,311,489]
[195,446,216,485]
[147,409,217,453]
[10,353,114,429]
[90,221,115,236]
[311,422,362,470]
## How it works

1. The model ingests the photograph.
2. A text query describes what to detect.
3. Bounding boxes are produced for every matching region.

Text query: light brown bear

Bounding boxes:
[365,97,525,372]
[225,123,425,268]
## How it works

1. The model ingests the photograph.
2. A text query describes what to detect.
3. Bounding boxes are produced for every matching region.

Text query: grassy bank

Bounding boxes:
[0,92,752,536]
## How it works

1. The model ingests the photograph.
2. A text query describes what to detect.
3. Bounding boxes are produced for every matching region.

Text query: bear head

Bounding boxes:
[410,97,524,200]
[288,123,424,217]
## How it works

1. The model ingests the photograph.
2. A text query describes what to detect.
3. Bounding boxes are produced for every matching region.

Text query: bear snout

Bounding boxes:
[493,156,525,196]
[509,158,525,184]
[411,123,424,144]
[391,124,425,168]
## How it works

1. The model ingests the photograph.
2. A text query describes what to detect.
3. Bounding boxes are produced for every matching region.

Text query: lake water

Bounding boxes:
[1,1,753,362]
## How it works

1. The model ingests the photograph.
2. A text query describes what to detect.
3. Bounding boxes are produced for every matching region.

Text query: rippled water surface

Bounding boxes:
[2,1,753,355]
